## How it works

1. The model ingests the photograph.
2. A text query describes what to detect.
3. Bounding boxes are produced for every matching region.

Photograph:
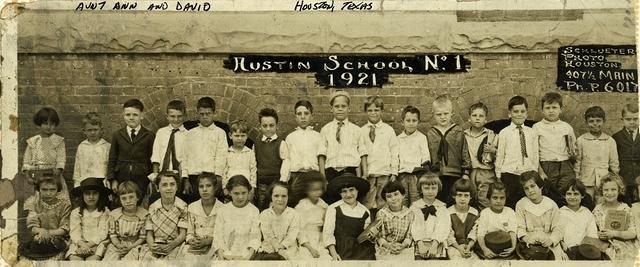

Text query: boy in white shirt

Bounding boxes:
[73,112,111,187]
[151,100,188,199]
[397,105,430,207]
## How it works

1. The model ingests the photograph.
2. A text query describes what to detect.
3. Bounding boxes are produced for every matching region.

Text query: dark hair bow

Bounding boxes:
[421,205,437,220]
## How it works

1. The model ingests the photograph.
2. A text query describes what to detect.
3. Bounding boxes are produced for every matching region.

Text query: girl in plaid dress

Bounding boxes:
[140,171,188,260]
[104,181,148,260]
[375,181,415,260]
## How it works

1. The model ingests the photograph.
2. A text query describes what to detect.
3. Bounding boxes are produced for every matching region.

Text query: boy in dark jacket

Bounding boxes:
[612,103,640,205]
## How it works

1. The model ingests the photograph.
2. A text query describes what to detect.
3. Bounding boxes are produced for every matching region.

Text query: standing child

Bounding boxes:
[375,181,414,260]
[254,108,289,210]
[318,91,368,185]
[19,174,71,260]
[181,172,223,259]
[103,181,148,260]
[213,175,261,260]
[612,103,640,205]
[426,95,471,205]
[140,171,188,260]
[592,172,639,260]
[397,106,431,207]
[559,179,599,259]
[224,120,257,198]
[515,171,566,260]
[410,172,451,260]
[575,106,620,202]
[295,171,331,259]
[475,182,517,259]
[67,178,111,260]
[495,96,539,209]
[151,100,188,199]
[283,100,323,207]
[322,173,374,260]
[73,112,110,187]
[107,99,155,203]
[533,92,577,207]
[254,181,301,260]
[183,97,228,203]
[447,179,479,260]
[463,102,497,210]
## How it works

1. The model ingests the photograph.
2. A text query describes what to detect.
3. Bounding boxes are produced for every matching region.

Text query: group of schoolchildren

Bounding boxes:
[17,89,640,262]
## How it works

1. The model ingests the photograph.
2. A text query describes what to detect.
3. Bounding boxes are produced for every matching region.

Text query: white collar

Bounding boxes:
[81,138,108,146]
[447,205,479,216]
[366,120,384,127]
[228,146,252,153]
[261,134,278,141]
[333,118,349,125]
[299,198,328,208]
[295,126,314,131]
[126,125,142,133]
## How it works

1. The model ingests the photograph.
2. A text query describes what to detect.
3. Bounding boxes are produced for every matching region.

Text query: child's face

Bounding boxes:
[384,190,404,210]
[402,112,419,134]
[469,108,487,129]
[39,182,58,200]
[230,131,248,148]
[586,117,604,135]
[542,102,562,122]
[366,104,382,124]
[119,192,138,211]
[564,187,583,209]
[306,182,324,200]
[39,121,56,136]
[489,189,506,212]
[271,185,288,210]
[433,104,453,127]
[330,96,350,121]
[523,180,542,203]
[454,191,471,208]
[622,111,639,131]
[166,108,185,128]
[421,184,439,201]
[123,107,143,129]
[83,190,100,209]
[295,106,313,129]
[340,187,358,205]
[230,185,250,207]
[259,116,277,138]
[197,107,215,127]
[508,104,528,125]
[83,123,102,142]
[198,178,215,201]
[601,181,620,203]
[158,176,177,199]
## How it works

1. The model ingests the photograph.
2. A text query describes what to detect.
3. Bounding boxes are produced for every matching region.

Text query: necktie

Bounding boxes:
[517,125,528,158]
[369,124,376,143]
[162,128,180,171]
[266,137,272,142]
[130,128,137,142]
[336,121,344,143]
[435,129,449,166]
[421,205,437,220]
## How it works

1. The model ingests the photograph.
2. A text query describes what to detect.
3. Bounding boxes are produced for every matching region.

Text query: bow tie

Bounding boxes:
[421,205,437,220]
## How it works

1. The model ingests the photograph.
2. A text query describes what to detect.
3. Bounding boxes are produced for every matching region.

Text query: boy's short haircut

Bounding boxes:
[381,181,406,200]
[508,95,528,110]
[486,182,506,199]
[197,97,216,112]
[35,173,62,192]
[329,90,351,106]
[259,108,279,124]
[417,172,442,198]
[541,92,563,108]
[562,179,587,197]
[598,172,625,196]
[432,94,453,109]
[33,107,60,126]
[622,103,639,117]
[294,100,314,113]
[155,171,181,186]
[364,96,384,111]
[166,99,186,114]
[82,112,102,128]
[468,102,489,116]
[198,172,218,187]
[116,181,142,199]
[402,105,421,120]
[450,178,476,199]
[584,106,606,121]
[519,171,544,188]
[230,120,249,134]
[123,99,145,112]
[226,175,253,191]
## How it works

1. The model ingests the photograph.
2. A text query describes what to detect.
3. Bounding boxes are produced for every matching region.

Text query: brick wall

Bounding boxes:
[17,53,639,181]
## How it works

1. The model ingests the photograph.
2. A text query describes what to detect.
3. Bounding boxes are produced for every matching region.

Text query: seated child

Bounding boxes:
[140,171,188,260]
[104,181,148,260]
[322,173,375,260]
[515,171,567,260]
[476,182,517,259]
[559,179,599,259]
[295,171,331,259]
[181,172,223,259]
[410,172,451,260]
[254,181,300,260]
[213,175,261,260]
[375,181,414,260]
[592,172,639,260]
[19,174,71,260]
[67,178,111,260]
[447,179,479,260]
